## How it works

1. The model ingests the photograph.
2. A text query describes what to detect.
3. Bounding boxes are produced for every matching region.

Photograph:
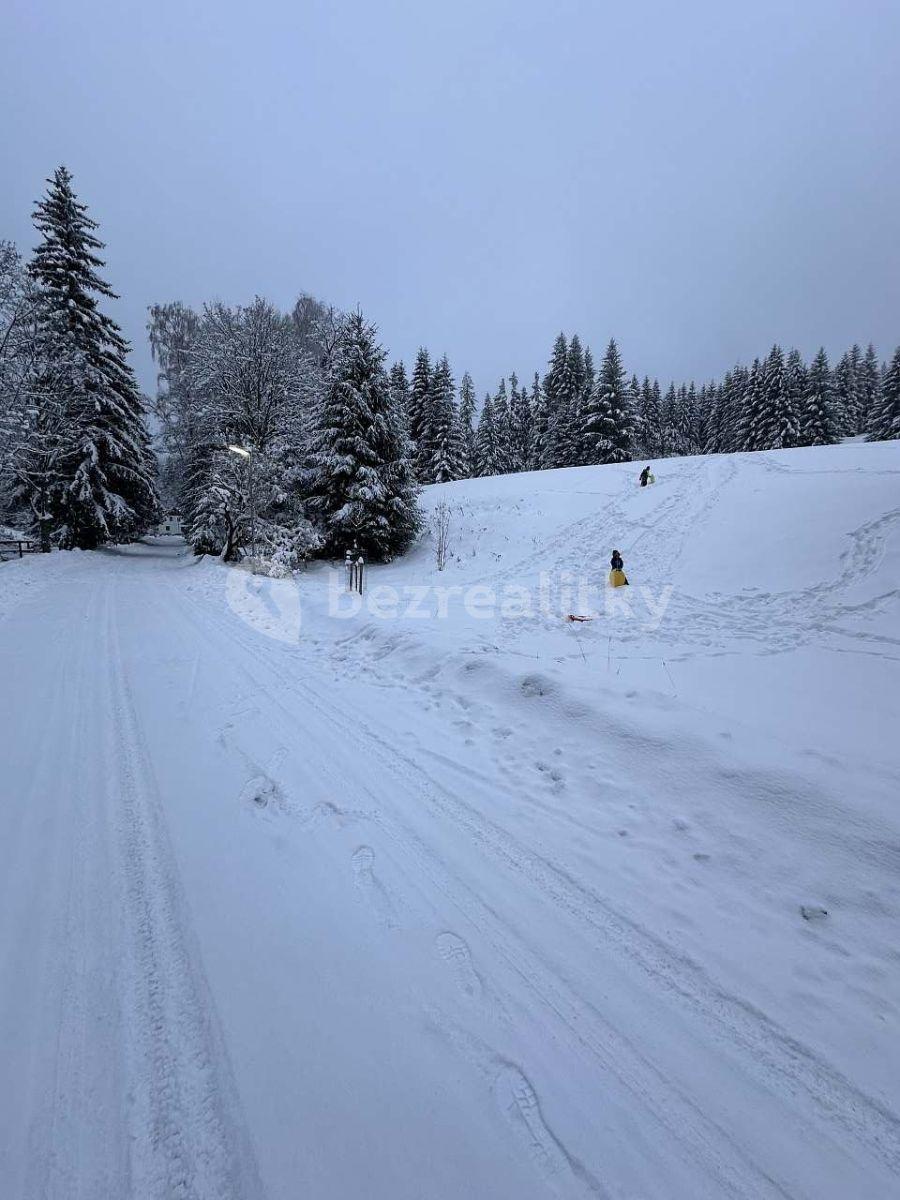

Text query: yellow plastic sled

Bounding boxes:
[609,569,628,587]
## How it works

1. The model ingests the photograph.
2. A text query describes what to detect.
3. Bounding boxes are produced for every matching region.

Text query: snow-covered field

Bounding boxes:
[1,441,899,1199]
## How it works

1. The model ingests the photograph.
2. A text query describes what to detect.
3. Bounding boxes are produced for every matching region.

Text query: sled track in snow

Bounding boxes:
[167,574,900,1196]
[481,460,702,594]
[758,453,900,480]
[664,502,900,656]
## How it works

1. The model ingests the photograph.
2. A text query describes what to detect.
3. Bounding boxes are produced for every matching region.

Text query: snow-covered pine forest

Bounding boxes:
[2,168,899,563]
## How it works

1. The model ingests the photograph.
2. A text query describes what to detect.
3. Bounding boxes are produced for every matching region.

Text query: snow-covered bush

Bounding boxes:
[261,518,322,574]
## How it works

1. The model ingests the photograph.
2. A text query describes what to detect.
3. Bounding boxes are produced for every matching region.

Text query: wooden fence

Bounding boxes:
[0,538,40,561]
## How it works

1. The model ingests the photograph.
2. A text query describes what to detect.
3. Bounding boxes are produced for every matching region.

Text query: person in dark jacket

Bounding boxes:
[609,550,629,586]
[639,465,651,487]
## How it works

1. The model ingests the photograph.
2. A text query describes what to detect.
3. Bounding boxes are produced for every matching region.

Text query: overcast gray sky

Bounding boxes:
[2,0,898,397]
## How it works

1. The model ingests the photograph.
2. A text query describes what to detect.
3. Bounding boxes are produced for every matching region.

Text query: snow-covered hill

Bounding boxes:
[302,441,899,761]
[1,441,899,1199]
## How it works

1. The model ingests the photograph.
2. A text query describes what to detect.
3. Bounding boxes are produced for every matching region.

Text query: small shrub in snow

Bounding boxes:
[432,501,452,571]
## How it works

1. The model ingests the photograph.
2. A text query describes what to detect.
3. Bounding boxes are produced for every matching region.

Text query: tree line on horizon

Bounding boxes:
[398,333,899,484]
[2,166,899,563]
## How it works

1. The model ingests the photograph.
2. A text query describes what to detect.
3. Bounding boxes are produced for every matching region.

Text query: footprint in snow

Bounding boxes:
[800,905,828,921]
[303,800,359,829]
[494,1064,570,1183]
[436,932,483,1001]
[352,846,396,927]
[239,774,279,810]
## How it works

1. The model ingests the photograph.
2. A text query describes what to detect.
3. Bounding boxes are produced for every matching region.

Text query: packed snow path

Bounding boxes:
[1,445,899,1199]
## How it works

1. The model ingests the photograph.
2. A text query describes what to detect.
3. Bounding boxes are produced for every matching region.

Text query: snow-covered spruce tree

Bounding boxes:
[832,347,863,436]
[770,347,799,448]
[628,373,646,455]
[184,438,236,557]
[309,311,420,560]
[800,348,838,446]
[849,343,865,432]
[559,335,586,467]
[719,373,745,454]
[28,167,158,548]
[530,373,552,470]
[767,347,802,449]
[428,355,466,483]
[582,339,633,464]
[509,372,533,471]
[458,371,477,477]
[702,382,727,454]
[723,366,750,453]
[408,347,432,480]
[679,383,700,453]
[539,333,570,468]
[740,346,798,451]
[0,249,73,549]
[0,242,34,494]
[635,377,663,457]
[671,385,686,452]
[527,373,542,468]
[710,372,735,454]
[581,345,596,460]
[552,336,581,468]
[695,383,715,454]
[634,377,651,456]
[658,384,674,456]
[868,346,900,442]
[389,361,411,428]
[860,344,882,437]
[8,332,74,552]
[473,393,498,476]
[864,352,889,441]
[491,378,513,474]
[738,357,768,451]
[782,349,806,439]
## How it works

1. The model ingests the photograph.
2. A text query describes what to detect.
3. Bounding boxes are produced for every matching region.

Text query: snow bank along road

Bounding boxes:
[1,443,899,1199]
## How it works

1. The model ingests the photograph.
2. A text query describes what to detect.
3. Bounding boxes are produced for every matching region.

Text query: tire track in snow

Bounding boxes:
[19,580,131,1200]
[103,577,265,1200]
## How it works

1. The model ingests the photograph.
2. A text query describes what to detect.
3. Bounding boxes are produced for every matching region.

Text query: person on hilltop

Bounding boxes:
[639,465,652,487]
[609,549,629,587]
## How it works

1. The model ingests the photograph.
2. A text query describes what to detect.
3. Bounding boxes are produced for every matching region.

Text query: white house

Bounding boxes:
[157,512,184,536]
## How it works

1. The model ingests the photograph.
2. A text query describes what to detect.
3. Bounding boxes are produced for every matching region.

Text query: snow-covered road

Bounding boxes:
[2,447,899,1199]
